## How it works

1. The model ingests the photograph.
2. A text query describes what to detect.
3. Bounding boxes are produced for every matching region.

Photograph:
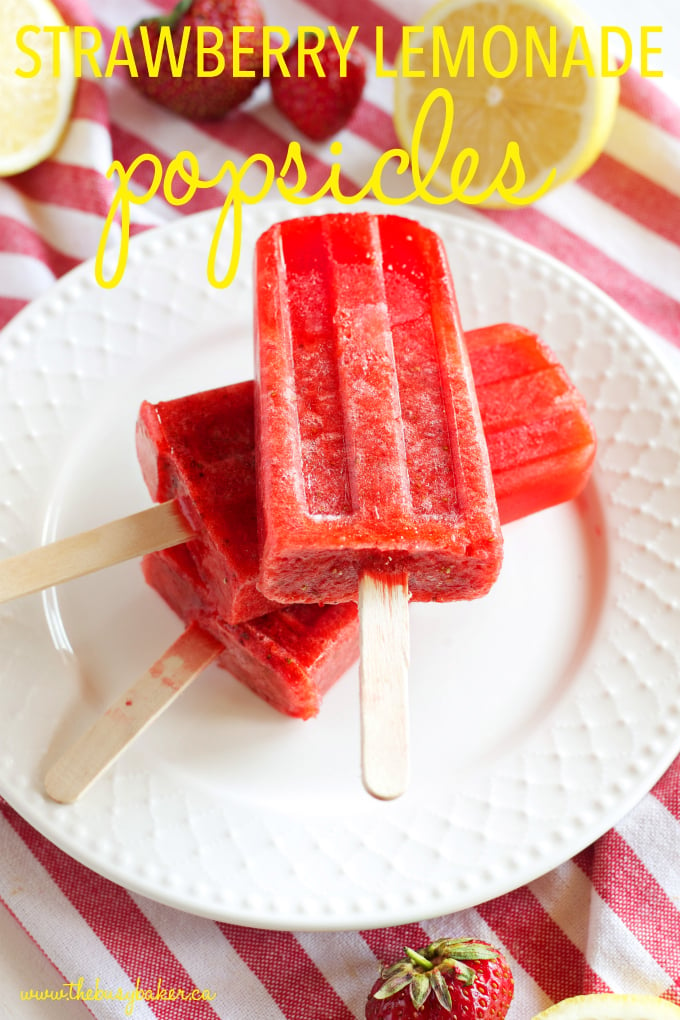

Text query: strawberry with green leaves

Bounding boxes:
[365,938,514,1020]
[271,33,366,141]
[129,0,265,120]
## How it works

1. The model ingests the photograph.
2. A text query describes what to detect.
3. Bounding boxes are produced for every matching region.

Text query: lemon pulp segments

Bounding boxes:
[0,0,76,176]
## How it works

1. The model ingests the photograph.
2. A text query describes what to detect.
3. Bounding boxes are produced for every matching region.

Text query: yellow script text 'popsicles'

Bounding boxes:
[95,89,555,290]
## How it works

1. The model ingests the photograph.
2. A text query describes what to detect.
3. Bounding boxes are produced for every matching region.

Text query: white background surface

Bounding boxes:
[1,0,678,1015]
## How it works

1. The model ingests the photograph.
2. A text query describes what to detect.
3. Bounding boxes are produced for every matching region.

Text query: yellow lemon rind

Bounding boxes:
[533,994,680,1020]
[0,0,77,177]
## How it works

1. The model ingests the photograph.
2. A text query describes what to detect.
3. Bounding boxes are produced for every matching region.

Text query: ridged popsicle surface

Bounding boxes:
[255,212,504,604]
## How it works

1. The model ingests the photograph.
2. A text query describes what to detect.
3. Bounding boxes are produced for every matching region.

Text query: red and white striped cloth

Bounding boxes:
[1,0,680,1016]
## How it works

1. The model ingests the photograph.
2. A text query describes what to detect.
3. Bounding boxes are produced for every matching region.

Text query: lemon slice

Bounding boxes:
[533,995,680,1020]
[393,0,620,206]
[0,0,76,176]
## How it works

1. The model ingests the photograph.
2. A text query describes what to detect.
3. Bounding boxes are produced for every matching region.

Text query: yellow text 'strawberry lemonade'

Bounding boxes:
[8,0,666,269]
[0,0,75,176]
[393,0,622,204]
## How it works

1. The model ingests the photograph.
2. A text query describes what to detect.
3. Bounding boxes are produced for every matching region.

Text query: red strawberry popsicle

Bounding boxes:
[138,323,595,720]
[136,381,278,625]
[466,322,596,523]
[143,544,358,721]
[257,210,498,799]
[254,212,504,606]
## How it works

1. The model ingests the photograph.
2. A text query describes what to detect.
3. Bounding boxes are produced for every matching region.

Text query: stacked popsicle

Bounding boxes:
[0,212,598,802]
[134,311,597,729]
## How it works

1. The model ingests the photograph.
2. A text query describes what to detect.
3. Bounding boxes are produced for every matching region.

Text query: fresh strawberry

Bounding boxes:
[365,938,514,1020]
[129,0,265,120]
[271,34,366,141]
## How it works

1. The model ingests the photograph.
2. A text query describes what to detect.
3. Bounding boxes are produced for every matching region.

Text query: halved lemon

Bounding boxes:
[0,0,76,176]
[393,0,620,206]
[533,994,680,1020]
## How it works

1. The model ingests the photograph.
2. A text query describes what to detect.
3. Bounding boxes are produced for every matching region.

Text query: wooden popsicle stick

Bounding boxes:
[0,499,193,605]
[358,571,410,801]
[44,622,222,804]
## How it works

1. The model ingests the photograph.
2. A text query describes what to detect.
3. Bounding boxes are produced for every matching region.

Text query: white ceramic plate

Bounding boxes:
[0,199,679,931]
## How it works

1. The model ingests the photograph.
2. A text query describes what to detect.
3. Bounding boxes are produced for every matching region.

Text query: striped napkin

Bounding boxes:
[1,0,679,1017]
